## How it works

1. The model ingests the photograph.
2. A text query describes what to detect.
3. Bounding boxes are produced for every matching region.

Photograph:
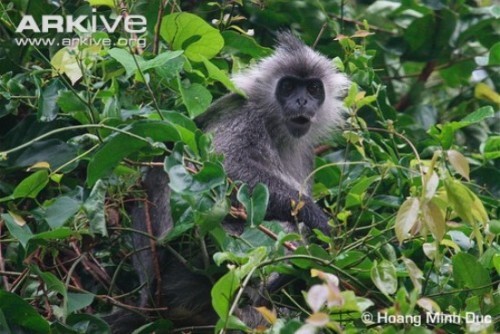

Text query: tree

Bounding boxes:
[0,0,498,333]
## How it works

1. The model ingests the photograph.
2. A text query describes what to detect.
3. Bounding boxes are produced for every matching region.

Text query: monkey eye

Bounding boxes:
[279,79,295,96]
[307,81,322,97]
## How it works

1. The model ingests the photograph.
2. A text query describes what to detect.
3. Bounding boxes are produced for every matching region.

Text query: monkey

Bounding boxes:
[106,31,350,332]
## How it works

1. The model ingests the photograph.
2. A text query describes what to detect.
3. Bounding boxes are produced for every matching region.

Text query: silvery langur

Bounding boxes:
[108,31,350,331]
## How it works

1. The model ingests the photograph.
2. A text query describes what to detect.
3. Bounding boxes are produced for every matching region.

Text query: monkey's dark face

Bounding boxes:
[275,76,325,137]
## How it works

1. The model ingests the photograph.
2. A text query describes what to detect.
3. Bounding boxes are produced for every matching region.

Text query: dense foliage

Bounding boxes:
[0,0,499,333]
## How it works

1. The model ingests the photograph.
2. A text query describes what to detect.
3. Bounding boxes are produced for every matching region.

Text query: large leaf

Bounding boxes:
[236,183,269,227]
[45,196,81,229]
[421,200,445,241]
[444,179,488,225]
[395,197,420,243]
[160,13,224,62]
[452,253,492,295]
[0,291,50,333]
[178,82,212,118]
[0,170,49,202]
[83,180,107,236]
[38,79,64,122]
[108,48,184,78]
[2,212,33,249]
[165,147,226,195]
[211,270,240,321]
[371,259,397,296]
[86,120,180,185]
[222,30,272,58]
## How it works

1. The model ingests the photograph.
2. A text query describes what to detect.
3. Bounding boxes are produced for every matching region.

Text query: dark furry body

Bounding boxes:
[106,32,349,332]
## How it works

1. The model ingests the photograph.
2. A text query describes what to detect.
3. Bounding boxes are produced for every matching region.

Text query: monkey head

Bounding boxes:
[232,31,350,142]
[276,75,325,137]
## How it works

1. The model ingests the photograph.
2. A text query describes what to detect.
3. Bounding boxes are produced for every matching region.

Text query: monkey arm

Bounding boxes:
[226,160,331,235]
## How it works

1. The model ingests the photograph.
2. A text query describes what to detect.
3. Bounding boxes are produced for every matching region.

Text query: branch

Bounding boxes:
[153,0,170,55]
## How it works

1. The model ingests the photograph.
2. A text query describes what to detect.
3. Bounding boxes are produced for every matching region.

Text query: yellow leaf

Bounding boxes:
[51,47,83,85]
[254,306,277,325]
[422,200,446,241]
[87,0,116,8]
[402,257,423,293]
[474,83,500,104]
[440,238,460,252]
[306,312,329,326]
[351,30,374,38]
[355,91,366,101]
[447,150,470,181]
[334,34,349,41]
[417,297,441,313]
[395,197,420,243]
[27,161,51,171]
[8,211,26,226]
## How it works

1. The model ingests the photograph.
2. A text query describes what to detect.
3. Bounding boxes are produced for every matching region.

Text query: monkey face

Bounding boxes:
[275,76,325,137]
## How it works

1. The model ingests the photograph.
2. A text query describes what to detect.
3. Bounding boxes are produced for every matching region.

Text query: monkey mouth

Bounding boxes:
[289,115,311,125]
[287,116,311,137]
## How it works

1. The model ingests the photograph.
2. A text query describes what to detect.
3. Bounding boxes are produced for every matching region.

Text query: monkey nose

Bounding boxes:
[296,98,308,106]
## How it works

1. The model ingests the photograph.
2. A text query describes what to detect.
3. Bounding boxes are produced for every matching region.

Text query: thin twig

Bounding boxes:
[313,22,328,49]
[330,14,397,35]
[143,199,163,306]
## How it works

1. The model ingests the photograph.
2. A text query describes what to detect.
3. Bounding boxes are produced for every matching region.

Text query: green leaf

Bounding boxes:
[38,79,64,122]
[34,266,67,297]
[86,120,180,185]
[10,139,78,170]
[1,170,49,202]
[235,246,267,279]
[31,228,73,242]
[452,253,492,295]
[179,82,212,118]
[489,220,500,235]
[195,198,228,235]
[489,42,500,65]
[2,213,33,248]
[0,290,50,334]
[66,314,111,334]
[200,56,243,94]
[160,13,224,62]
[371,259,397,296]
[66,293,95,314]
[45,196,81,229]
[439,60,475,87]
[395,197,420,243]
[165,148,225,195]
[237,183,269,227]
[83,180,107,236]
[57,91,91,117]
[211,270,240,321]
[108,48,184,78]
[222,30,272,58]
[345,175,379,208]
[483,136,500,160]
[436,106,495,148]
[460,106,495,124]
[444,179,488,225]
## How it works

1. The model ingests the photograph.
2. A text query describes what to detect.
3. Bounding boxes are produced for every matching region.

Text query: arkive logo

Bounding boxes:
[15,9,146,34]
